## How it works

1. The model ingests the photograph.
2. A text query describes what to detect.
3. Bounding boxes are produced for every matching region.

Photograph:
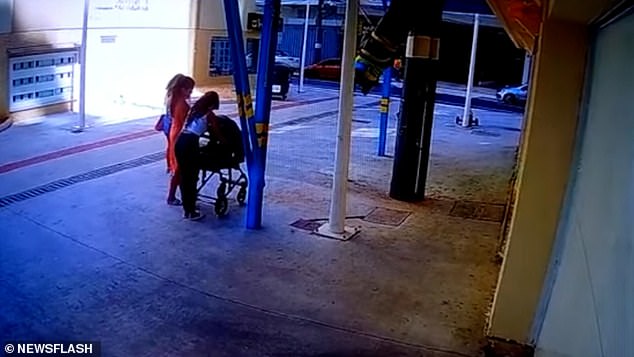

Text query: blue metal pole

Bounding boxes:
[378,67,391,156]
[377,0,391,157]
[247,0,281,229]
[223,0,256,170]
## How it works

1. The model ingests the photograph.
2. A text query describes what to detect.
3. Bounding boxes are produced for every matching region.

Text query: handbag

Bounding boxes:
[154,105,172,136]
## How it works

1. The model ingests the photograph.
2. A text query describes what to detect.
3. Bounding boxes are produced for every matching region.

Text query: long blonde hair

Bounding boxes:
[164,74,194,109]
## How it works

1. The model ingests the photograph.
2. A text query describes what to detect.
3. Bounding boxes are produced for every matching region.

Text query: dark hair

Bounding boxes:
[186,91,220,123]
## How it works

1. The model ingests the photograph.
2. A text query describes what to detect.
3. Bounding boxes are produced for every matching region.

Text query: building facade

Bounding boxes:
[485,0,633,356]
[0,0,258,121]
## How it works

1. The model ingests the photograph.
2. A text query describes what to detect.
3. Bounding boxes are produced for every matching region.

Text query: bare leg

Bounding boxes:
[167,170,181,205]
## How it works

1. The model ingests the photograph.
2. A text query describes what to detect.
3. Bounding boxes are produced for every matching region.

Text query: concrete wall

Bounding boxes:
[4,0,201,115]
[487,17,589,343]
[0,0,11,33]
[85,0,198,109]
[2,0,256,117]
[12,0,82,31]
[535,11,634,357]
[0,0,13,118]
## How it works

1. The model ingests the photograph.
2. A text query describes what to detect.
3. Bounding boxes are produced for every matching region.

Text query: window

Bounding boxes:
[8,50,78,112]
[36,74,55,83]
[209,37,260,76]
[12,77,34,87]
[36,89,55,98]
[36,58,55,68]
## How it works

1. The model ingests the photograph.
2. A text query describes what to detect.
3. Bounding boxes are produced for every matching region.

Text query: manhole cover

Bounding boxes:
[476,203,506,222]
[449,201,506,222]
[363,207,411,227]
[290,219,323,232]
[449,201,478,219]
[471,129,501,137]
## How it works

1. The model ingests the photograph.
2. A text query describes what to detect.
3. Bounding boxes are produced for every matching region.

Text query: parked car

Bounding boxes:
[245,50,300,72]
[274,50,300,71]
[497,84,528,104]
[303,58,341,81]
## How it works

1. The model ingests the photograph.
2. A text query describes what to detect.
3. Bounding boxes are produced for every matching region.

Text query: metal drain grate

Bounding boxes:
[449,201,506,222]
[0,152,164,208]
[290,219,324,232]
[363,207,412,227]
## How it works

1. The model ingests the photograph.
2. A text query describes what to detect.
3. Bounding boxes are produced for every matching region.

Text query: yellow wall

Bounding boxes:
[198,0,255,31]
[487,17,589,343]
[192,28,259,88]
[194,0,258,88]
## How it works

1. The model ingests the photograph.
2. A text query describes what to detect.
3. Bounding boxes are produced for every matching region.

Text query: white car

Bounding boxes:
[496,84,528,104]
[245,50,300,72]
[274,50,300,70]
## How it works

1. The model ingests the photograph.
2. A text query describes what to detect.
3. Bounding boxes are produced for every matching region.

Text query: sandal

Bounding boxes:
[167,198,182,206]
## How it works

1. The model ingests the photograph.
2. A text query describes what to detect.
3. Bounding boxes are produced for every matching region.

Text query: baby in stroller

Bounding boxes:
[174,91,247,221]
[198,114,248,216]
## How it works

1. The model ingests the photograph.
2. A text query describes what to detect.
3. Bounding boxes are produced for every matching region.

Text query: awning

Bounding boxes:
[485,0,543,53]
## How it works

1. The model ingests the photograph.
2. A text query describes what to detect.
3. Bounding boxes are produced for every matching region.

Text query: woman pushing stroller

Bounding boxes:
[174,91,223,221]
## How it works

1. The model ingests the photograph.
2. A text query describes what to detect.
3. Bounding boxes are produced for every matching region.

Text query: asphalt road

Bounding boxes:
[292,77,525,114]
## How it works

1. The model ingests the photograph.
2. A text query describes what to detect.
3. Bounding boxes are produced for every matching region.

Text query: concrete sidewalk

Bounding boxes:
[0,84,522,356]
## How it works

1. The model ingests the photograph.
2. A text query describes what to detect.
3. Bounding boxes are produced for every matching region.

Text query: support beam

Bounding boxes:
[461,13,480,128]
[487,18,588,343]
[316,0,359,240]
[377,67,391,156]
[223,0,257,227]
[299,2,310,93]
[389,0,444,202]
[377,0,391,157]
[248,0,281,229]
[74,0,90,133]
[314,0,324,62]
[522,52,532,84]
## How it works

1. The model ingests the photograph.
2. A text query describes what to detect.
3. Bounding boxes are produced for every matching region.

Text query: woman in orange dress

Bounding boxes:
[163,74,184,171]
[165,75,195,205]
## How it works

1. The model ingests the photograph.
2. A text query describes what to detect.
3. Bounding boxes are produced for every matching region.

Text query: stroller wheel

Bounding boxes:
[215,196,229,216]
[237,187,247,206]
[216,182,227,198]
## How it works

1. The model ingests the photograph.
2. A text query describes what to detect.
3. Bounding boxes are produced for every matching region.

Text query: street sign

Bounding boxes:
[247,13,283,32]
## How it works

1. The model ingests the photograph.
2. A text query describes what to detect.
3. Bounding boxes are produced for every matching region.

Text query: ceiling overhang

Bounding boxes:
[485,0,543,54]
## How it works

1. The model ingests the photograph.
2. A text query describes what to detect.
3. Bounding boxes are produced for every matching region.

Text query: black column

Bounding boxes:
[389,0,444,202]
[314,0,324,62]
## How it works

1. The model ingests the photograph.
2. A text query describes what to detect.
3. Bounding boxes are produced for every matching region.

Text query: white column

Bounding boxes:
[461,13,479,127]
[522,52,532,84]
[317,0,359,240]
[76,0,90,132]
[299,1,310,93]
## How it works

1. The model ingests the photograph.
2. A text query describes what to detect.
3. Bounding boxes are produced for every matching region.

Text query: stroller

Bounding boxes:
[197,114,248,216]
